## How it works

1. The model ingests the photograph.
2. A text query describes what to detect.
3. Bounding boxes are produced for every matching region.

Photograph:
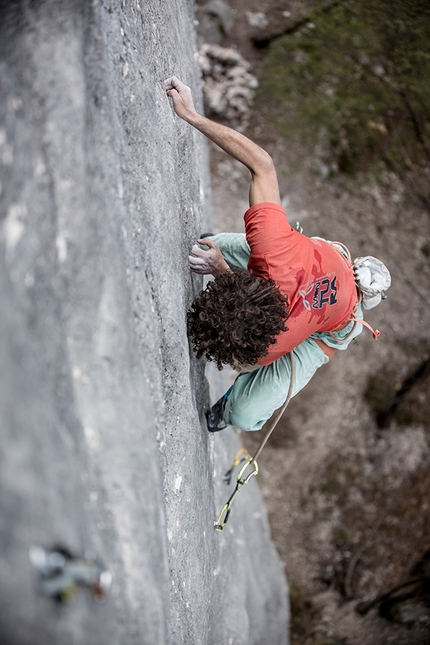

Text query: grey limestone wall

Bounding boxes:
[0,1,288,643]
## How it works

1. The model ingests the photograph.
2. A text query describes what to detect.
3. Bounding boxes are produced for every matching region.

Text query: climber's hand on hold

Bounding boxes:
[189,238,231,275]
[165,76,197,122]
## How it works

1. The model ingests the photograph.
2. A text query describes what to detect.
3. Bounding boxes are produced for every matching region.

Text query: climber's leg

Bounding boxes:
[222,339,329,431]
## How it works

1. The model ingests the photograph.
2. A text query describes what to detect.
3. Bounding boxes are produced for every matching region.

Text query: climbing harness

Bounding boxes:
[214,351,295,531]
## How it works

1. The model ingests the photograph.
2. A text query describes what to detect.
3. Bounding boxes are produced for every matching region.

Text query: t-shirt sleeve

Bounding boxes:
[244,202,295,274]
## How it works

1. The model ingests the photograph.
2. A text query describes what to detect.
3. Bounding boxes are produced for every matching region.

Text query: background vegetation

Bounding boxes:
[258,0,430,203]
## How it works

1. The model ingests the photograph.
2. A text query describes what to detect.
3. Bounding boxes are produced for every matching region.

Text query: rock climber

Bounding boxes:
[165,76,391,433]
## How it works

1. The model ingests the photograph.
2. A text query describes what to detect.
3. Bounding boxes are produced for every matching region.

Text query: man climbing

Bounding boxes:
[165,76,391,432]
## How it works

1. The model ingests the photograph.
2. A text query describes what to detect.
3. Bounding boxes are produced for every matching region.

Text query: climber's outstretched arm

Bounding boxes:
[165,76,281,207]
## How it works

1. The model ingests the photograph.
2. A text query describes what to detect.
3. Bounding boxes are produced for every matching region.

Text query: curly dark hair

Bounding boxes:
[187,269,289,370]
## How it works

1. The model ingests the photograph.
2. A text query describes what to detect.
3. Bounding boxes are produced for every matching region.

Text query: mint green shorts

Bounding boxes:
[210,232,362,431]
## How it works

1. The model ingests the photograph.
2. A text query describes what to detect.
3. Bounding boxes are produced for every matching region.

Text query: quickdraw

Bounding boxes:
[214,351,295,530]
[214,450,259,531]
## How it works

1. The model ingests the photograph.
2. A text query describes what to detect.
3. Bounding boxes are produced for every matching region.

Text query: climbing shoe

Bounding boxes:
[206,394,228,432]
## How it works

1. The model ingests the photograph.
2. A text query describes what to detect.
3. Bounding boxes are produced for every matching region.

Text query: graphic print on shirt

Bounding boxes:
[299,274,338,311]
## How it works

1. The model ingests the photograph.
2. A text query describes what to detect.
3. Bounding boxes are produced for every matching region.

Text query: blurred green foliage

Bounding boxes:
[258,0,430,181]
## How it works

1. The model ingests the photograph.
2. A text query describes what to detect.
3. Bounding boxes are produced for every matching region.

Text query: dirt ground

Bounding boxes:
[197,1,430,643]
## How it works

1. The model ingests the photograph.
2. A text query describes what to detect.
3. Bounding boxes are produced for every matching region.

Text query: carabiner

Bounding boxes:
[214,457,259,530]
[223,447,250,485]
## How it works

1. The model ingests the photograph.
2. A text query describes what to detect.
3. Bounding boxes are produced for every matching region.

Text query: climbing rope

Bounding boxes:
[215,351,295,530]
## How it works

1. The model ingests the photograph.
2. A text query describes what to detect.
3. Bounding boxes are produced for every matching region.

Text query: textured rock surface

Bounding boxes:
[198,43,258,130]
[0,1,288,644]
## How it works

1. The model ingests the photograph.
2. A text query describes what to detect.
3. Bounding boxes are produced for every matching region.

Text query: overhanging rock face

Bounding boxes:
[0,1,289,643]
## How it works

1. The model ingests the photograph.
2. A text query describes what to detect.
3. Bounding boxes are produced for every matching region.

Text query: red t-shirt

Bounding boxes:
[244,203,357,365]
